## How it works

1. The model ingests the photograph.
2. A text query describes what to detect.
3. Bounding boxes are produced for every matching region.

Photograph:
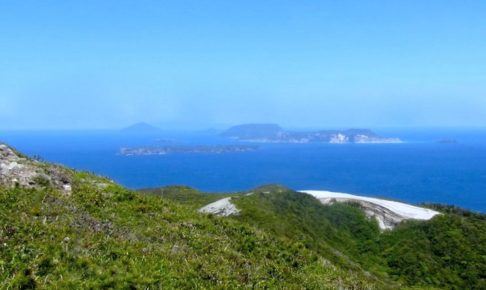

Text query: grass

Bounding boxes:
[1,172,380,289]
[153,184,486,289]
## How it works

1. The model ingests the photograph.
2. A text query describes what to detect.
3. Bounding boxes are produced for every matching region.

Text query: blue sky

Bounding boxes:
[1,0,485,130]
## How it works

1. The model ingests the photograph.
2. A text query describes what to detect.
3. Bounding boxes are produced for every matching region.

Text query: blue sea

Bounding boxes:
[1,128,486,213]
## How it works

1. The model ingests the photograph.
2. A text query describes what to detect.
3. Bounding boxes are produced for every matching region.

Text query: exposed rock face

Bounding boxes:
[199,197,240,216]
[329,133,348,144]
[0,144,72,194]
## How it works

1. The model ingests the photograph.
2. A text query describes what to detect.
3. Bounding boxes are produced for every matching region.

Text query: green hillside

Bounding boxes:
[1,144,485,289]
[150,186,486,289]
[0,145,380,289]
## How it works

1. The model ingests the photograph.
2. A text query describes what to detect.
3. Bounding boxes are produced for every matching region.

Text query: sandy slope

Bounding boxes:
[301,190,440,230]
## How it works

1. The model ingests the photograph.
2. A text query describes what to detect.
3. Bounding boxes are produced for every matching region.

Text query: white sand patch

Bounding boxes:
[199,197,240,216]
[300,190,439,230]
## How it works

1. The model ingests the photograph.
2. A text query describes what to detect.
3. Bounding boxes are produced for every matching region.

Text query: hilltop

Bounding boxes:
[1,144,485,289]
[221,124,402,144]
[121,122,161,134]
[221,124,284,140]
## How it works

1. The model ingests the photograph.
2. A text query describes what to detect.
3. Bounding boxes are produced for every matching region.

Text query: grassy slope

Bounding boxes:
[153,185,486,289]
[139,186,231,209]
[0,172,380,289]
[377,209,486,288]
[3,143,484,289]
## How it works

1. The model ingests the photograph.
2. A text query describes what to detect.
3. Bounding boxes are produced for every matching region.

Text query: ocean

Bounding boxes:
[1,128,486,213]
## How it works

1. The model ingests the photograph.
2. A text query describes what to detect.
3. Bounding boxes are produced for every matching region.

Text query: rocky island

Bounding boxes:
[222,124,402,144]
[120,145,258,156]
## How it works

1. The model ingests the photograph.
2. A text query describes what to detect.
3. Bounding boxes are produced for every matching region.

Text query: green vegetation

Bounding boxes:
[2,146,485,289]
[155,185,486,289]
[376,208,486,288]
[139,186,230,209]
[1,173,378,289]
[233,187,384,269]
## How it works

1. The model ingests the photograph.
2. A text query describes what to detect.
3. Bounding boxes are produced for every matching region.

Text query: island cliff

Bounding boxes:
[222,124,402,144]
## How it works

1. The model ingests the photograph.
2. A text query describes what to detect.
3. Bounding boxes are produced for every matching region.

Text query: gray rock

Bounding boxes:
[199,197,240,216]
[0,143,72,194]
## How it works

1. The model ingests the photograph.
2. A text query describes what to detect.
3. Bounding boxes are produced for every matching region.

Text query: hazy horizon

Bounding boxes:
[2,122,486,133]
[1,1,486,130]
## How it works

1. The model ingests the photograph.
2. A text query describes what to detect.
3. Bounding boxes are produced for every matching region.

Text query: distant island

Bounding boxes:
[120,145,258,156]
[121,122,161,134]
[221,124,402,144]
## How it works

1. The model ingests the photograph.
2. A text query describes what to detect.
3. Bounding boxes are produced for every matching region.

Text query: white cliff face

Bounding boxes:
[300,190,439,230]
[330,134,348,144]
[199,197,240,216]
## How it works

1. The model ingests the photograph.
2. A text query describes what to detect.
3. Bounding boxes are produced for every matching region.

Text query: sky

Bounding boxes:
[1,0,486,130]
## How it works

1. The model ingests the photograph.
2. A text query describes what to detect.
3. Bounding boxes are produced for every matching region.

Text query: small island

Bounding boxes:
[120,145,258,156]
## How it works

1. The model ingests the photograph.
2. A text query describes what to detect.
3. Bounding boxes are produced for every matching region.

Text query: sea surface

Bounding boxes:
[1,128,486,213]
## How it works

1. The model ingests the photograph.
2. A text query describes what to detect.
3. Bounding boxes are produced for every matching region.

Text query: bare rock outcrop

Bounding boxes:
[0,144,72,194]
[199,197,240,216]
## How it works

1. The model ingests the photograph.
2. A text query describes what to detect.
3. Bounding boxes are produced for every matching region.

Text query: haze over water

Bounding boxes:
[2,128,486,213]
